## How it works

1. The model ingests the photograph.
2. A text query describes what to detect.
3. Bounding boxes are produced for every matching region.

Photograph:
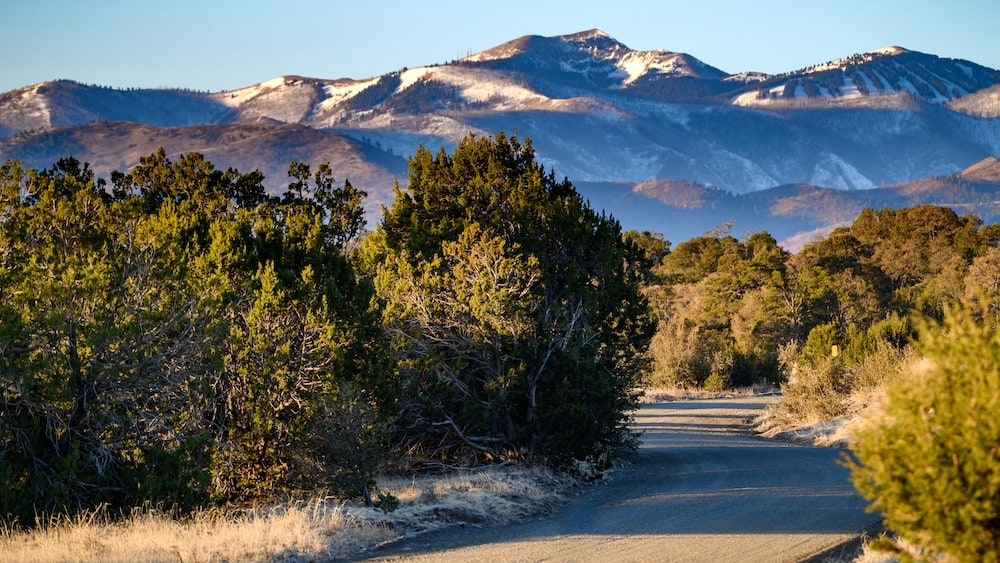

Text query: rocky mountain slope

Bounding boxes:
[2,29,999,246]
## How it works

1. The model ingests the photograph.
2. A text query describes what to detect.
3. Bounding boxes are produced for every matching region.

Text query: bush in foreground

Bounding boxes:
[848,303,1000,561]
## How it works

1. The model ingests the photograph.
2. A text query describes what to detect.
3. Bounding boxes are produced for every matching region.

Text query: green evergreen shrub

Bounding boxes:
[848,303,1000,561]
[369,133,655,468]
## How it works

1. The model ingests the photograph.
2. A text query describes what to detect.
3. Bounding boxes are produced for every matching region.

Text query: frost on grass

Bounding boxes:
[357,466,569,541]
[0,502,393,563]
[0,466,569,562]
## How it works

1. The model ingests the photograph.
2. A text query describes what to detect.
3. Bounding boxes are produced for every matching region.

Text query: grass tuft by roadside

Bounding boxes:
[752,345,922,448]
[640,383,778,404]
[0,466,572,562]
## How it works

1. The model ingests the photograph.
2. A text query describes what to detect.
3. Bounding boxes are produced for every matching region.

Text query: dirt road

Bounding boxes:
[358,397,881,562]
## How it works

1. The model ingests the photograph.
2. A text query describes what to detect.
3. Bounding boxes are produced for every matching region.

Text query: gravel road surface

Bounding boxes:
[357,397,882,562]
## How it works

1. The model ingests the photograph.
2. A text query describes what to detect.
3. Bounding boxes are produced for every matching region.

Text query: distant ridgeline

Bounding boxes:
[2,29,999,246]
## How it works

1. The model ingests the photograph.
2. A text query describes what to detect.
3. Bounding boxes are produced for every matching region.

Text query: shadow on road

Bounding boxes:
[356,398,882,561]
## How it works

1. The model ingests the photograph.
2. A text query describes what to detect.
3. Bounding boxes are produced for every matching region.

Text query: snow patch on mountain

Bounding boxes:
[320,77,381,109]
[809,153,876,189]
[425,66,548,108]
[711,150,780,192]
[874,46,908,56]
[565,28,613,42]
[0,84,53,134]
[214,76,289,108]
[950,84,1000,117]
[398,67,433,92]
[619,51,691,83]
[725,71,771,83]
[561,28,629,59]
[732,87,780,106]
[413,113,485,140]
[385,65,622,115]
[731,46,1000,108]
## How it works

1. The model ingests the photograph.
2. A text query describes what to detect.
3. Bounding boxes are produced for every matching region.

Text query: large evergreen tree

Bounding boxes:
[367,132,655,468]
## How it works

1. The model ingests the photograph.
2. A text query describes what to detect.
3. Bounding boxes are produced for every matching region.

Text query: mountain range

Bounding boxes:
[2,29,1000,247]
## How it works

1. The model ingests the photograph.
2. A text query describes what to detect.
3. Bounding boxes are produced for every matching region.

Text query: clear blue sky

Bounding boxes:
[2,0,998,93]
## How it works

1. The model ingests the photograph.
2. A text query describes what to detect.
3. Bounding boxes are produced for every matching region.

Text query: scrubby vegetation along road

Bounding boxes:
[359,397,880,562]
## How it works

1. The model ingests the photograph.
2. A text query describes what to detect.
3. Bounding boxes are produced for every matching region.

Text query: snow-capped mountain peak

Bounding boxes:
[462,29,631,66]
[874,45,908,56]
[561,28,613,42]
[2,28,1000,235]
[558,28,630,58]
[462,28,725,93]
[557,29,727,83]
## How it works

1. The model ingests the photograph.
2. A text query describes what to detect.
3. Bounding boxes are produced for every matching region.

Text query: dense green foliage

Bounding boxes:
[644,231,789,389]
[641,205,999,400]
[0,152,391,524]
[366,133,656,468]
[0,137,658,525]
[848,303,1000,561]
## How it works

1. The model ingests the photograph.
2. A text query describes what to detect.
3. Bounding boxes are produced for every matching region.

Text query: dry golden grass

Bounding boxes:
[367,466,568,538]
[850,533,943,563]
[640,384,776,404]
[755,347,923,447]
[0,501,393,563]
[0,467,569,562]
